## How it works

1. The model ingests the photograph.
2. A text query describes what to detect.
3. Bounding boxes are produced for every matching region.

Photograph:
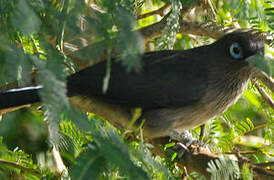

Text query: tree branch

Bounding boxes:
[252,165,274,180]
[140,18,273,45]
[255,162,274,168]
[0,105,31,121]
[137,3,171,19]
[235,150,274,180]
[176,144,218,178]
[224,151,274,156]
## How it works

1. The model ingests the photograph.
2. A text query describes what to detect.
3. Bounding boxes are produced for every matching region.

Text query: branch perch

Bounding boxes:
[252,79,274,109]
[0,159,42,178]
[174,143,274,179]
[137,3,171,19]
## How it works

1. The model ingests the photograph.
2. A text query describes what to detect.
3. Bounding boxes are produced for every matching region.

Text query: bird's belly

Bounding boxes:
[141,104,213,137]
[142,79,250,137]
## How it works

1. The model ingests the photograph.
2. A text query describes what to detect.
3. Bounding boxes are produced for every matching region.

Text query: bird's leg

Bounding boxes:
[199,124,206,141]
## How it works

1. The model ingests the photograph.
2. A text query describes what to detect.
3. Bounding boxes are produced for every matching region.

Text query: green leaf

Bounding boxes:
[243,90,261,108]
[246,54,272,76]
[70,148,106,180]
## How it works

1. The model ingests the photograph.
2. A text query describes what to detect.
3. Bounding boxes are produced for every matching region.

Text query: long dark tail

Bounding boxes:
[0,86,42,109]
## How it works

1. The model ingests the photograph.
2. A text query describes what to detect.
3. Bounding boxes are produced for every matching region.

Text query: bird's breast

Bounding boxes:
[203,66,253,116]
[151,66,253,136]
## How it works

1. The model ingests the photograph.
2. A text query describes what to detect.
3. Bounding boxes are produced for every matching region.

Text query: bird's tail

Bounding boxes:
[0,86,42,109]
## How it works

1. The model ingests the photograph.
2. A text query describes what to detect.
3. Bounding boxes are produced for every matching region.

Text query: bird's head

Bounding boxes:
[214,31,271,75]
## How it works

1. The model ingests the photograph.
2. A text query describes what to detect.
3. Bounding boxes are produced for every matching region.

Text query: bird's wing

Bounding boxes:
[67,48,209,109]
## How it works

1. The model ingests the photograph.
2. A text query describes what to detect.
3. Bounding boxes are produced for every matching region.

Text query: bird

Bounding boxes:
[0,31,266,138]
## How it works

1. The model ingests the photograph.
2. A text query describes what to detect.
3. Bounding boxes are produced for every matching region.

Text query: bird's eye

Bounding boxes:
[229,42,244,60]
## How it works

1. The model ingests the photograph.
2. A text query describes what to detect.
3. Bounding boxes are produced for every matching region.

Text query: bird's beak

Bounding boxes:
[246,54,273,77]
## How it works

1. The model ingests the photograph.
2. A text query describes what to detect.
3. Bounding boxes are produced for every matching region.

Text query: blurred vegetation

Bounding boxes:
[0,0,273,179]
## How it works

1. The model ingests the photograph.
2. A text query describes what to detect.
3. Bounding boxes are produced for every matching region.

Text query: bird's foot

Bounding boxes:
[168,130,204,157]
[168,130,203,146]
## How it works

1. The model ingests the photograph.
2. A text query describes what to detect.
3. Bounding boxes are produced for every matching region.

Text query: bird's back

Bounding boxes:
[67,48,211,110]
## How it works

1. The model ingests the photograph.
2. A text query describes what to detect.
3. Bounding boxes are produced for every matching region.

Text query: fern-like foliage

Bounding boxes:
[69,115,174,180]
[249,0,274,47]
[264,1,274,44]
[207,155,240,180]
[156,0,182,50]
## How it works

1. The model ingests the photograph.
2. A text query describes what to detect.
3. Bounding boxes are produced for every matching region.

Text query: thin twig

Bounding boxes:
[252,79,274,109]
[224,151,274,156]
[255,162,274,167]
[253,71,274,93]
[52,146,68,174]
[0,105,31,115]
[0,159,42,178]
[137,3,171,19]
[207,0,217,20]
[252,121,268,131]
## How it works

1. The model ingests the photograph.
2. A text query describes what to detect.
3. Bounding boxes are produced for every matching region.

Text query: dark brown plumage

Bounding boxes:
[0,32,265,138]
